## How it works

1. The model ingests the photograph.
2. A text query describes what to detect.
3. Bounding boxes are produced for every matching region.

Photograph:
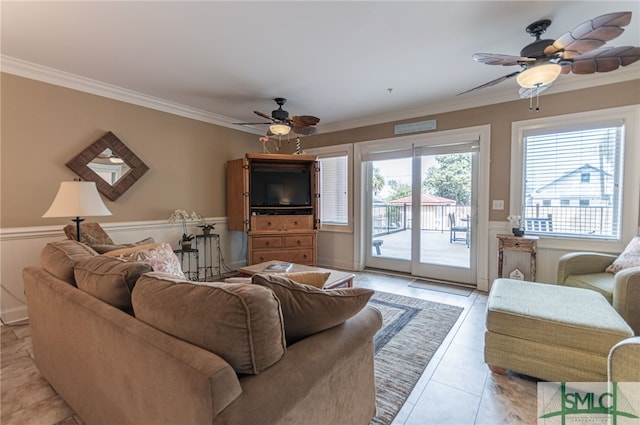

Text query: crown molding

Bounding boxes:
[319,67,640,134]
[0,55,264,133]
[3,55,637,136]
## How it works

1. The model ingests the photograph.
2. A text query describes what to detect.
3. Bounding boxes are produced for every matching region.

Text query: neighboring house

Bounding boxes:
[381,194,458,232]
[529,164,612,207]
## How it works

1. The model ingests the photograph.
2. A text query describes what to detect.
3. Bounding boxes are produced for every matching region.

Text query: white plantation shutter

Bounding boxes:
[522,121,624,239]
[318,154,349,225]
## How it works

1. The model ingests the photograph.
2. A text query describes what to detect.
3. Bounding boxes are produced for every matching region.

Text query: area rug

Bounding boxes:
[368,291,464,425]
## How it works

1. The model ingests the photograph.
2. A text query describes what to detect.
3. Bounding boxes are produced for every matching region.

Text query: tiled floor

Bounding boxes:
[1,271,538,425]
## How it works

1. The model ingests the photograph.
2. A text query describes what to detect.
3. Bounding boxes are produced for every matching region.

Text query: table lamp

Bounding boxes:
[43,181,112,241]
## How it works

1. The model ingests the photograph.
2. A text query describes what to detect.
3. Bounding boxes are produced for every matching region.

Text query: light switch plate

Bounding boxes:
[492,200,504,210]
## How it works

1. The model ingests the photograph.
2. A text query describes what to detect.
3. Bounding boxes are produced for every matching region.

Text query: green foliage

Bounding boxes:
[372,167,385,195]
[386,180,411,202]
[423,154,471,205]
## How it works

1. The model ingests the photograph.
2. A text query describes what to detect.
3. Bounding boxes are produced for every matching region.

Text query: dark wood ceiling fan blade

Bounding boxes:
[569,46,640,74]
[472,53,534,66]
[291,115,320,127]
[457,70,522,95]
[254,110,275,121]
[544,11,632,58]
[292,126,318,136]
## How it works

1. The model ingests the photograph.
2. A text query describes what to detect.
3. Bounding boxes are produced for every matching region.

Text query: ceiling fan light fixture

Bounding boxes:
[516,63,562,88]
[269,123,291,136]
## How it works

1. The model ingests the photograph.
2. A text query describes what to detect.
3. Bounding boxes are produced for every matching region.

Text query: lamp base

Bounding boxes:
[72,217,85,242]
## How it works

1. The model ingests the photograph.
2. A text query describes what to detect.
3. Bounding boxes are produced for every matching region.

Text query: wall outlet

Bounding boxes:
[492,200,504,210]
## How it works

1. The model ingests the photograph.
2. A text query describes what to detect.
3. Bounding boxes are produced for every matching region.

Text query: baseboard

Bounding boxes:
[1,305,28,324]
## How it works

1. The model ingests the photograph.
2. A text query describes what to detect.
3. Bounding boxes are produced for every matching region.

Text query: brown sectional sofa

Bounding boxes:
[23,240,382,425]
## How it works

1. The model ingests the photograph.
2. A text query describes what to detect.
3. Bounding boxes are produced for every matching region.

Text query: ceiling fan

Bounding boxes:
[234,98,320,136]
[459,11,640,109]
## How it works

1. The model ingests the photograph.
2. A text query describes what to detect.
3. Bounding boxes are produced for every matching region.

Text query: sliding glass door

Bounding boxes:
[365,143,477,285]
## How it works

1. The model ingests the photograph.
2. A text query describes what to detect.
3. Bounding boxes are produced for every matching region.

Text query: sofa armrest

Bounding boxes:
[612,266,640,335]
[557,252,617,284]
[214,306,383,425]
[23,266,241,425]
[608,337,640,382]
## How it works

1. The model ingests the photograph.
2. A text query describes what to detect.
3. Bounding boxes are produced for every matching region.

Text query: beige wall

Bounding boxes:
[304,80,640,222]
[2,73,638,229]
[1,73,258,228]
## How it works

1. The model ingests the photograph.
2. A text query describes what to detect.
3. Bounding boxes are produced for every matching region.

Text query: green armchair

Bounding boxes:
[557,252,640,335]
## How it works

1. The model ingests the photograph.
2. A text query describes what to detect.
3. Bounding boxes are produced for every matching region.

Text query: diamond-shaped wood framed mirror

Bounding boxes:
[66,131,149,201]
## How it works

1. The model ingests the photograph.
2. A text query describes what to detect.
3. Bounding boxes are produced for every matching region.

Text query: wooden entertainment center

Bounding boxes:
[226,153,320,266]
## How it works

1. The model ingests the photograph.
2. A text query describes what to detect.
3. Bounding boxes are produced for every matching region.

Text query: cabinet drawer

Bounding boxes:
[252,215,313,231]
[252,249,314,265]
[500,238,536,251]
[251,236,283,249]
[283,235,314,248]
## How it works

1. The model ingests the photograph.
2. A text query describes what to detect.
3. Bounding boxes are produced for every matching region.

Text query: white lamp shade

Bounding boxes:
[516,64,562,89]
[43,181,112,218]
[269,123,291,136]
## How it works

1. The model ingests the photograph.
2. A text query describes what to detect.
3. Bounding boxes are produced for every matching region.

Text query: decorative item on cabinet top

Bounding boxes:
[66,131,149,201]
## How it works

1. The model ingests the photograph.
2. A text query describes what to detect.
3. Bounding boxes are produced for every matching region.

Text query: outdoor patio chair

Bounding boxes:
[448,213,469,248]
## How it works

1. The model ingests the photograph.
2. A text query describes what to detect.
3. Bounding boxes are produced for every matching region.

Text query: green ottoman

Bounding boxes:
[485,279,634,382]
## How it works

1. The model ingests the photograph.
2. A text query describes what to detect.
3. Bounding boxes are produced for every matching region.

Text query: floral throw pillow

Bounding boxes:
[606,236,640,274]
[108,242,186,279]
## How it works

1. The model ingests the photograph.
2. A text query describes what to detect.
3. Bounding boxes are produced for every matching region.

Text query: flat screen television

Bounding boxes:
[250,167,311,207]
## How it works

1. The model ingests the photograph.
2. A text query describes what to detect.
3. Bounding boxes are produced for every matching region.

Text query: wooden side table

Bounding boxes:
[497,234,539,281]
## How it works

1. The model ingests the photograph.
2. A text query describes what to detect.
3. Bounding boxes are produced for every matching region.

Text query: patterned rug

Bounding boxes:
[368,291,464,425]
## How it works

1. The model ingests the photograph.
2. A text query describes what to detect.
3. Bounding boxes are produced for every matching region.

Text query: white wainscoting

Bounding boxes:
[0,218,247,323]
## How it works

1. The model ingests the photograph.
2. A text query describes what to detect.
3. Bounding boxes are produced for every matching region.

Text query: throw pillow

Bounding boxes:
[74,256,152,312]
[89,237,155,254]
[63,222,114,245]
[606,236,640,273]
[106,242,186,279]
[279,271,331,289]
[132,272,286,375]
[252,273,374,344]
[40,240,98,286]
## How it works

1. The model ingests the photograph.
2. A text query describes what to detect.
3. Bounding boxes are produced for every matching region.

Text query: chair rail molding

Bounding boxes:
[0,217,242,324]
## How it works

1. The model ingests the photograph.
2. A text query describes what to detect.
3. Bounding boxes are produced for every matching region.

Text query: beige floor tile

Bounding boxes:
[404,380,481,425]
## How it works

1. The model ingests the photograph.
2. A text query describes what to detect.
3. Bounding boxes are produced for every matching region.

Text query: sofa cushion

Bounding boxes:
[74,256,152,312]
[105,242,185,279]
[252,273,374,344]
[564,273,615,302]
[280,271,331,289]
[40,240,98,286]
[606,236,640,274]
[132,272,286,375]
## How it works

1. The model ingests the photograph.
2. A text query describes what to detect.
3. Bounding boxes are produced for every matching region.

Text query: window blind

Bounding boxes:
[318,155,349,225]
[522,124,624,239]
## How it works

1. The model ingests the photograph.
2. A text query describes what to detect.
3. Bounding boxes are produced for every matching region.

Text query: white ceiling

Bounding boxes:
[2,1,639,134]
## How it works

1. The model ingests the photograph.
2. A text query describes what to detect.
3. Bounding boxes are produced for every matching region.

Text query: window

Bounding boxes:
[522,124,623,238]
[511,106,640,243]
[304,144,353,232]
[318,155,349,225]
